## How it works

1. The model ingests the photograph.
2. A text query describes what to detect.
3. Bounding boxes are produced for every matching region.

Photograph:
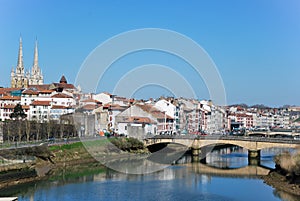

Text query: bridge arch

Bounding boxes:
[144,137,300,151]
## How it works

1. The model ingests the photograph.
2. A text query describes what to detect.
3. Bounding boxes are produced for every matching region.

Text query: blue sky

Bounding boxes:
[0,0,299,107]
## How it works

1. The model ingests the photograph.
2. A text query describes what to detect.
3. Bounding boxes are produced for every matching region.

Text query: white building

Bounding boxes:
[117,116,157,139]
[154,99,177,132]
[50,105,75,121]
[116,104,173,135]
[29,100,51,122]
[94,92,113,105]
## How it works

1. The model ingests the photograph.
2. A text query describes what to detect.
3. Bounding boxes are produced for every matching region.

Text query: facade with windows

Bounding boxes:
[29,101,51,122]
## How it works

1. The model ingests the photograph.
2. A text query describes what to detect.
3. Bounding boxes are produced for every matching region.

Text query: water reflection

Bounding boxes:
[0,146,299,201]
[202,145,294,169]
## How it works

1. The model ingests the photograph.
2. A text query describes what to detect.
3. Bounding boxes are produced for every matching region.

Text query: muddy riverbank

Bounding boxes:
[263,170,300,196]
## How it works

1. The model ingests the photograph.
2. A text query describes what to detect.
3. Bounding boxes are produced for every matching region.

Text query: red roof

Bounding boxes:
[28,84,51,91]
[103,103,126,110]
[81,104,98,110]
[3,105,16,109]
[235,113,253,118]
[39,89,54,94]
[123,116,156,124]
[0,88,22,95]
[0,96,21,101]
[51,105,72,109]
[31,101,51,106]
[22,105,30,110]
[22,90,39,95]
[51,93,73,98]
[81,98,101,103]
[1,104,29,110]
[136,104,173,120]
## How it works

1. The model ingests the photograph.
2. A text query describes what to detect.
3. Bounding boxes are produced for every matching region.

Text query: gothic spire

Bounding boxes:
[29,38,44,85]
[33,39,38,69]
[16,35,24,74]
[32,38,40,74]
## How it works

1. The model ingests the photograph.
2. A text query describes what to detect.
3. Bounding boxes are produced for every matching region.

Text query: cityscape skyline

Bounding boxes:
[1,1,300,107]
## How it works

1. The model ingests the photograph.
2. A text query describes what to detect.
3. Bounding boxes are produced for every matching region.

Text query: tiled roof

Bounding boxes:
[0,96,21,101]
[51,105,72,109]
[39,89,54,94]
[22,105,30,110]
[2,104,29,109]
[2,105,16,109]
[103,103,126,110]
[31,100,51,106]
[121,116,156,124]
[81,98,101,103]
[51,93,73,98]
[0,88,22,95]
[28,84,51,91]
[22,89,39,95]
[136,104,173,120]
[81,104,98,110]
[235,113,253,118]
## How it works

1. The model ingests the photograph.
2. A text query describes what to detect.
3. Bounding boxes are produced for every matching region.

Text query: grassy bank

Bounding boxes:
[0,137,148,190]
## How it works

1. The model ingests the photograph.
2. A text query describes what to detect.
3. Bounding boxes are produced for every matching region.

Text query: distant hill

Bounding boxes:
[250,104,272,109]
[228,103,249,108]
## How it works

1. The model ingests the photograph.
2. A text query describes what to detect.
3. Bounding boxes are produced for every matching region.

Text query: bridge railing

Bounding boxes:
[146,134,300,144]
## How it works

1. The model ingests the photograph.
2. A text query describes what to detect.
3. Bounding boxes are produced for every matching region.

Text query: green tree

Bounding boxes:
[9,103,27,120]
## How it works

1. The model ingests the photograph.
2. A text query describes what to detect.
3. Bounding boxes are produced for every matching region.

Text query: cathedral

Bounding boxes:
[11,37,44,88]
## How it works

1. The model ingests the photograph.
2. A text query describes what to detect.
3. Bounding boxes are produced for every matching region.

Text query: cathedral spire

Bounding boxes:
[29,38,44,85]
[33,38,38,69]
[16,35,24,74]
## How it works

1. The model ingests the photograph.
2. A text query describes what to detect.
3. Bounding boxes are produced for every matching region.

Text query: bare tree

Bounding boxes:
[25,120,31,142]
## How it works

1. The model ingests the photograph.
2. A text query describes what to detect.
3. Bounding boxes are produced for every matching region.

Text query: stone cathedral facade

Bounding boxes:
[11,37,44,88]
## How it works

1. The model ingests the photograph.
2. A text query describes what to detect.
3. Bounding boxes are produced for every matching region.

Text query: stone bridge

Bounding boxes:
[144,136,300,151]
[144,136,300,163]
[247,130,300,137]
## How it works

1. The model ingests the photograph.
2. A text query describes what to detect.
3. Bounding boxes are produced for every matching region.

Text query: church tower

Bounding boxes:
[29,39,44,85]
[11,36,29,88]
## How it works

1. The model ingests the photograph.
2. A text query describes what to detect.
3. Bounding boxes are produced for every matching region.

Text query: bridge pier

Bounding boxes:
[192,148,206,163]
[248,150,261,165]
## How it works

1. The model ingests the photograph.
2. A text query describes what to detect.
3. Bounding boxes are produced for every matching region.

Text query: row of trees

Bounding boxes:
[2,120,77,142]
[2,103,77,142]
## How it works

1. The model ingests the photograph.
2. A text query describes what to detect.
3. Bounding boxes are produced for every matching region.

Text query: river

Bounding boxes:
[1,146,300,201]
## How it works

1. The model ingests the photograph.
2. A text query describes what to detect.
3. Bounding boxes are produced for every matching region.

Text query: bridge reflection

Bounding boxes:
[185,163,272,177]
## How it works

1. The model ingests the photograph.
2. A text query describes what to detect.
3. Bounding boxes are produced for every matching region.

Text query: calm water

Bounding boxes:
[1,147,300,201]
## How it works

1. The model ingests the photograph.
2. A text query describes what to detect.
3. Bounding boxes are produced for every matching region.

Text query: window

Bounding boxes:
[125,126,127,130]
